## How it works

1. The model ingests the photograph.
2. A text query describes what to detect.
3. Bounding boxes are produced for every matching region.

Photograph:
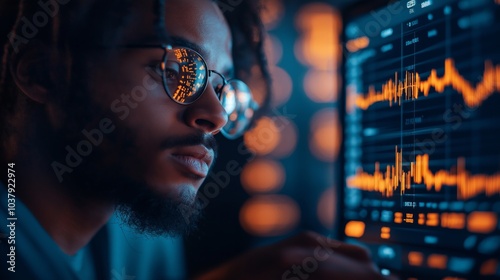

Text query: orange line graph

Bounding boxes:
[347,146,500,200]
[354,58,500,110]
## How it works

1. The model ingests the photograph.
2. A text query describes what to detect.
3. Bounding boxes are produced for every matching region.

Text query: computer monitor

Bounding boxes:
[338,0,500,279]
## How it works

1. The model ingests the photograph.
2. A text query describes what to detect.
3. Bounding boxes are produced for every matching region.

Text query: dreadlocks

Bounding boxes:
[223,0,272,119]
[0,0,271,162]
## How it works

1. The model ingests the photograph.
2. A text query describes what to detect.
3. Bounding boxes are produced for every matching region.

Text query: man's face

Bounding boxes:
[59,0,232,235]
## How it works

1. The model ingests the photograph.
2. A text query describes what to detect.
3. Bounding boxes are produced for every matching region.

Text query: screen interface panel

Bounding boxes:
[342,0,500,278]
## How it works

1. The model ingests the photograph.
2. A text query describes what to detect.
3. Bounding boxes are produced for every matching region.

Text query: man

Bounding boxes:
[0,0,391,279]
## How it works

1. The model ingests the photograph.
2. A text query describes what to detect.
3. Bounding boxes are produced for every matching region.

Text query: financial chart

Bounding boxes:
[342,0,500,277]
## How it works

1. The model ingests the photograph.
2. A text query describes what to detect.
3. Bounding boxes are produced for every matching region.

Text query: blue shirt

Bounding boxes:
[0,183,186,279]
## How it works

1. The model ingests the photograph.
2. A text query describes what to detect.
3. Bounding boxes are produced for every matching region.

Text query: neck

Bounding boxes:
[15,156,114,255]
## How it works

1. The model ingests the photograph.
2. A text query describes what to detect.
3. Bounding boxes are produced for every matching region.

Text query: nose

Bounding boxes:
[183,83,228,135]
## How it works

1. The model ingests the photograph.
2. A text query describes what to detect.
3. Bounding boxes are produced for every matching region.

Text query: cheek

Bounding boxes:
[112,84,178,159]
[90,71,173,160]
[108,95,196,195]
[90,65,175,143]
[88,65,205,194]
[107,82,204,193]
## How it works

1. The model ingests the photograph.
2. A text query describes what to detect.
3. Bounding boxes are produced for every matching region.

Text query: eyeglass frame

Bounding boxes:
[115,43,245,106]
[94,43,259,139]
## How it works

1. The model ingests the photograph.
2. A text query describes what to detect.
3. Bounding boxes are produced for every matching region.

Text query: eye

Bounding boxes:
[163,60,181,85]
[146,63,179,82]
[145,63,163,81]
[165,69,178,81]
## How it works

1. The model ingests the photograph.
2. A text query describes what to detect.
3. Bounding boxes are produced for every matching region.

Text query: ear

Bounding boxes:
[10,44,53,104]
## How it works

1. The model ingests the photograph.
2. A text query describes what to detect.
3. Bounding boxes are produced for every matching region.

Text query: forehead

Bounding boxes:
[121,0,233,72]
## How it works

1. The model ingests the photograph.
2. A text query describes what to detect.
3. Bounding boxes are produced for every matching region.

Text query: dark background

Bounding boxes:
[184,0,362,276]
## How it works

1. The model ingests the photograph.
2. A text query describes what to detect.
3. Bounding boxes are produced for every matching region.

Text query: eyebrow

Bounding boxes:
[128,33,169,45]
[171,36,236,77]
[168,36,206,57]
[127,35,205,53]
[127,35,235,78]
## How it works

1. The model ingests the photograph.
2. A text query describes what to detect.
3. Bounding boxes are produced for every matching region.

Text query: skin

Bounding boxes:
[13,0,229,256]
[8,0,395,279]
[97,0,230,196]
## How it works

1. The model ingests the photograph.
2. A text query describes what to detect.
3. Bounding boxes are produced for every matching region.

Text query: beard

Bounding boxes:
[114,175,205,237]
[34,54,218,237]
[42,107,216,237]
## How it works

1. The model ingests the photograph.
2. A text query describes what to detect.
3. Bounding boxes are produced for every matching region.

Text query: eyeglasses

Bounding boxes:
[121,44,258,139]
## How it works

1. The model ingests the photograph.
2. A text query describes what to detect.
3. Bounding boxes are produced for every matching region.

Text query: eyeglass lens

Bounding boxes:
[162,47,258,138]
[164,48,208,104]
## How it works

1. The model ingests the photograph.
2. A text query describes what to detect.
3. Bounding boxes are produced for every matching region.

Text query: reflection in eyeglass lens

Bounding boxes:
[159,47,257,139]
[221,80,257,139]
[163,60,180,97]
[167,48,208,103]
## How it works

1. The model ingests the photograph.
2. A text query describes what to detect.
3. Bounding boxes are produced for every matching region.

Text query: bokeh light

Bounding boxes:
[264,33,283,66]
[304,69,339,103]
[240,195,300,236]
[244,116,281,155]
[270,65,293,107]
[317,187,336,230]
[309,108,342,162]
[241,159,285,194]
[346,36,370,53]
[259,0,285,30]
[247,65,268,106]
[294,3,341,70]
[270,117,298,158]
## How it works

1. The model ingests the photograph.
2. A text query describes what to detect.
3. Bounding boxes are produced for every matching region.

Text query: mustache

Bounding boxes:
[159,132,218,154]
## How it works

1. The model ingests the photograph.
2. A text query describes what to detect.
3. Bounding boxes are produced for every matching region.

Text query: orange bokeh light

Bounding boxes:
[241,159,285,194]
[427,254,447,269]
[246,65,268,107]
[344,220,365,238]
[480,259,498,275]
[408,251,424,266]
[260,0,284,30]
[467,211,497,234]
[309,109,342,162]
[304,69,339,103]
[240,195,300,236]
[244,116,281,155]
[441,212,465,229]
[270,116,297,158]
[380,226,390,239]
[264,34,283,66]
[270,66,293,107]
[294,3,341,70]
[346,36,370,53]
[317,187,336,229]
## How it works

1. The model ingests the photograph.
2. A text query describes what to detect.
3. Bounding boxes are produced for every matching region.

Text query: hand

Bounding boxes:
[196,231,398,280]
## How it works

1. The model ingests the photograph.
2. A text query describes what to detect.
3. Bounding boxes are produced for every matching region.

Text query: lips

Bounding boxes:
[170,145,214,178]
